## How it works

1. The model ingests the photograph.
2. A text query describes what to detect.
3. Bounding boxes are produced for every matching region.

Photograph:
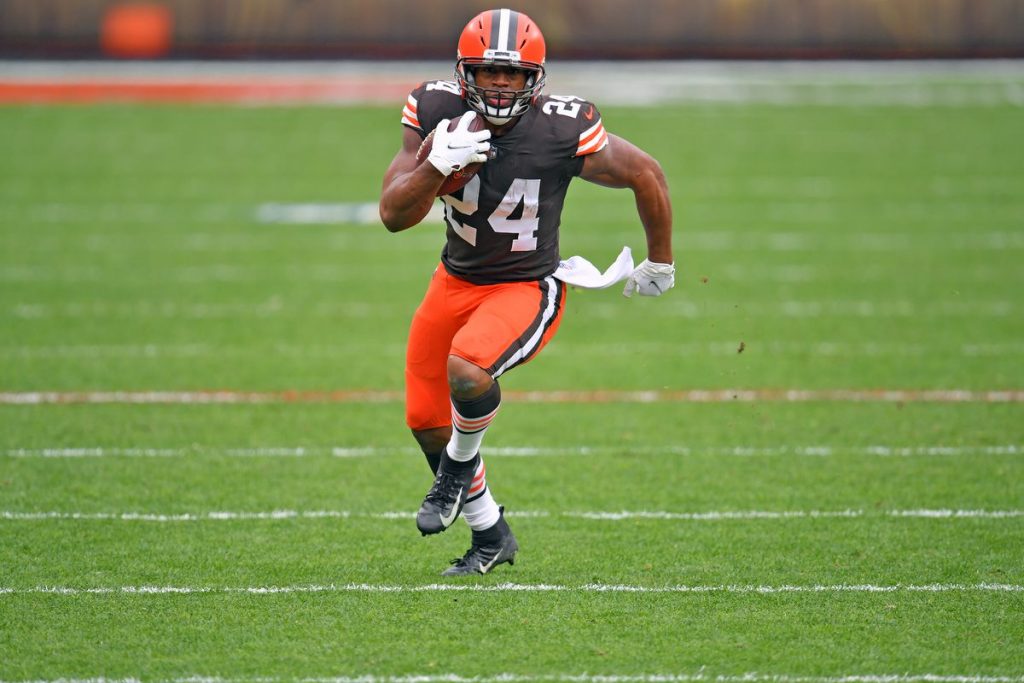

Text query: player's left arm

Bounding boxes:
[580,134,673,263]
[580,134,675,296]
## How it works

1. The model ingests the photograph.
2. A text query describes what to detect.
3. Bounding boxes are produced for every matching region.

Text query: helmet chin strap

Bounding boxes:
[484,114,513,125]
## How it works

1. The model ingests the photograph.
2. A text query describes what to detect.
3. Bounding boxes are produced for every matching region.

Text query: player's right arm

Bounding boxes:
[380,88,491,233]
[379,127,446,233]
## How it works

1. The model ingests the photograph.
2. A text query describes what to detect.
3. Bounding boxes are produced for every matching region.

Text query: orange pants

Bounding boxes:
[405,265,567,431]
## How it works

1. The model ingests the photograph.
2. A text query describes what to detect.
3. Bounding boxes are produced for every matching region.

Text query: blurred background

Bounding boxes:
[2,0,1023,61]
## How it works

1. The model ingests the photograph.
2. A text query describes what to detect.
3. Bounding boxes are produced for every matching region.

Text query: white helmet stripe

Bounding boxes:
[496,8,512,51]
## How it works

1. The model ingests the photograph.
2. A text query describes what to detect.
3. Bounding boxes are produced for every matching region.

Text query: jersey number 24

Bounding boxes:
[442,175,540,252]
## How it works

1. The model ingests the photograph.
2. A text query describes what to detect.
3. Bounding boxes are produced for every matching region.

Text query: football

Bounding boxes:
[416,112,488,197]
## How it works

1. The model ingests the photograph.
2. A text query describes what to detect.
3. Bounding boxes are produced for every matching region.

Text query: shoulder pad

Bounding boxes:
[402,80,465,133]
[535,95,609,157]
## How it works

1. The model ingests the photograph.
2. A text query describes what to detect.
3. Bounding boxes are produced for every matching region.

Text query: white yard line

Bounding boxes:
[888,509,1024,518]
[3,675,1024,683]
[2,390,1023,405]
[2,509,1021,522]
[1,582,1021,596]
[4,445,1022,458]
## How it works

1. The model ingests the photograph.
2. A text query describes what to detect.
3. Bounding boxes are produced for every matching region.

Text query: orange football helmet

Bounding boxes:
[455,8,547,124]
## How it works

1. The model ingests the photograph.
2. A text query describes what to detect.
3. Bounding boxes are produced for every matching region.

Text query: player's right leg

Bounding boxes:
[411,427,449,475]
[405,267,479,535]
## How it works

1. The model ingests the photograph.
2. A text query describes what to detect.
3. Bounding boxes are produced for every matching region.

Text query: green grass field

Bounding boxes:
[1,86,1023,680]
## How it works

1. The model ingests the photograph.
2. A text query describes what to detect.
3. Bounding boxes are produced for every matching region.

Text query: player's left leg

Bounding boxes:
[438,275,567,575]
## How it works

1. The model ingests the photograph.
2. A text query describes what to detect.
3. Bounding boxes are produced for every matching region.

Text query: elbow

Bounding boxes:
[655,159,667,185]
[379,203,409,233]
[630,157,668,194]
[644,157,668,189]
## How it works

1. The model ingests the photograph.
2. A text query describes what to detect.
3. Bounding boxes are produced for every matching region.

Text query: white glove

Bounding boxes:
[427,112,491,177]
[623,259,675,298]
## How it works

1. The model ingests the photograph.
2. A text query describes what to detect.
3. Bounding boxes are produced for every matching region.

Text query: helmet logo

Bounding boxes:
[483,49,521,63]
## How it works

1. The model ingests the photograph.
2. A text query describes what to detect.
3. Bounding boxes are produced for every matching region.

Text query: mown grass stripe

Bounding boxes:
[4,342,1024,359]
[5,300,1020,320]
[302,676,1024,683]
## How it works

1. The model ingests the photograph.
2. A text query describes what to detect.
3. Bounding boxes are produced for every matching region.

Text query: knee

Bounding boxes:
[447,355,493,399]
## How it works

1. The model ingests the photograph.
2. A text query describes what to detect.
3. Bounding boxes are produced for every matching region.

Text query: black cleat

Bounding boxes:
[442,508,518,576]
[416,454,477,535]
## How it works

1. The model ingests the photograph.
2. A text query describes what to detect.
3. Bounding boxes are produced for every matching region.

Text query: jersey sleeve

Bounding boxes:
[400,85,425,133]
[400,80,466,140]
[573,102,609,157]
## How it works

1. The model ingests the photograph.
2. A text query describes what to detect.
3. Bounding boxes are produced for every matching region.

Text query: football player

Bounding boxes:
[379,8,674,576]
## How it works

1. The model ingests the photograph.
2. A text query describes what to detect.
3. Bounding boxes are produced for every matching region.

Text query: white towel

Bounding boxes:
[553,246,634,290]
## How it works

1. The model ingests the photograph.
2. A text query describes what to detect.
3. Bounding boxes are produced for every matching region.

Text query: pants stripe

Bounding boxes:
[487,276,562,379]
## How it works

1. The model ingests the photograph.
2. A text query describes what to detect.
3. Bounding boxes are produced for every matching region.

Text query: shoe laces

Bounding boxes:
[425,470,465,504]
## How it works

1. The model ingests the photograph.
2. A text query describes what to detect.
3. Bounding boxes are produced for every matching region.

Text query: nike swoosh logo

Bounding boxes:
[584,105,594,120]
[438,488,463,527]
[479,555,498,574]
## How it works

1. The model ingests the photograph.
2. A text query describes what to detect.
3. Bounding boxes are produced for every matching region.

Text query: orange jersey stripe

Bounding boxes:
[578,120,602,146]
[576,119,608,156]
[577,129,608,156]
[401,94,421,129]
[397,111,417,129]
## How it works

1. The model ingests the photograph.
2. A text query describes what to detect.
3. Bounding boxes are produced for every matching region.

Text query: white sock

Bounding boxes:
[446,391,500,462]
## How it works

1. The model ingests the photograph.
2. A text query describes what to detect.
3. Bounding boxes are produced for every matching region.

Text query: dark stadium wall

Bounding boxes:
[1,0,1022,59]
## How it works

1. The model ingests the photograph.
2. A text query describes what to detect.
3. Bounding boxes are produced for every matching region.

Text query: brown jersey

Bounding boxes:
[401,80,609,284]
